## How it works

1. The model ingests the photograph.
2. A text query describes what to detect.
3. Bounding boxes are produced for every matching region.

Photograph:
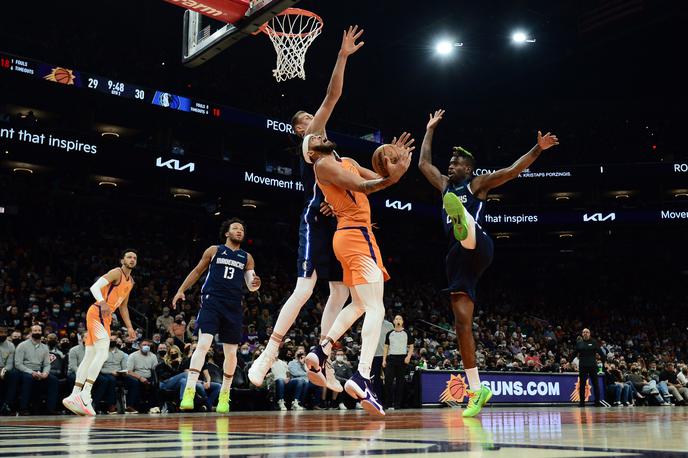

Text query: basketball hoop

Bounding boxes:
[259,8,323,82]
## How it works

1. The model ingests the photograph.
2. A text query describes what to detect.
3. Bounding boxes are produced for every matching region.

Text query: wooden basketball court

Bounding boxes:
[1,407,687,457]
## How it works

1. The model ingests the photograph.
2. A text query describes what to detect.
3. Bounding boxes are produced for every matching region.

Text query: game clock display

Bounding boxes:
[0,52,212,116]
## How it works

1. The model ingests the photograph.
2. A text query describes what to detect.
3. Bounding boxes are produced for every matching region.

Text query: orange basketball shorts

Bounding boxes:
[85,304,112,346]
[333,226,390,286]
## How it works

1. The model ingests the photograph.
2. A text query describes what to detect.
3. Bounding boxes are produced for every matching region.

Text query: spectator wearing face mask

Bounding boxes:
[124,340,159,414]
[156,307,174,333]
[157,344,188,407]
[15,324,60,415]
[10,331,23,349]
[238,344,252,365]
[98,336,129,414]
[272,348,306,411]
[46,333,66,381]
[0,326,18,414]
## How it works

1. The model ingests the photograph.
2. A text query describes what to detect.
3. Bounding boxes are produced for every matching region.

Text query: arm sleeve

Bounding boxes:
[14,345,31,374]
[244,270,259,292]
[90,277,110,302]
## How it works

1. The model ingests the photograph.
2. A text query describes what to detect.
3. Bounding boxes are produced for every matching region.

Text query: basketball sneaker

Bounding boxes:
[216,391,231,414]
[180,387,196,411]
[443,192,469,241]
[462,386,492,418]
[305,346,327,388]
[325,360,343,393]
[248,350,276,387]
[344,371,385,417]
[62,393,95,417]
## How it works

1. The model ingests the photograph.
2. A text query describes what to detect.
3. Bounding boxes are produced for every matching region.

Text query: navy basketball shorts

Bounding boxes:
[194,294,242,344]
[444,228,494,302]
[296,216,343,281]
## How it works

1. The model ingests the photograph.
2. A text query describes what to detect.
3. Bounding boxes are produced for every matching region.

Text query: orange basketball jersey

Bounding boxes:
[315,158,371,229]
[94,268,134,312]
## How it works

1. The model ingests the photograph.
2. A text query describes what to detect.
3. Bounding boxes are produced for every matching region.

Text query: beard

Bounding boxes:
[312,141,337,154]
[229,235,244,243]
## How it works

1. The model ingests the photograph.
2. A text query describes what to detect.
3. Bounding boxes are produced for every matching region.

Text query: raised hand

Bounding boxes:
[427,109,445,131]
[252,275,261,290]
[340,25,364,56]
[537,131,559,150]
[391,131,416,153]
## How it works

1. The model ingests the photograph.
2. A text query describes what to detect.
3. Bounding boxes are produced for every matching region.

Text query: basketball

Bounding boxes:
[371,144,402,177]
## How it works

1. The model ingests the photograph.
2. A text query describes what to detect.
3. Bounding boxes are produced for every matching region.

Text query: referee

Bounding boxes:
[383,315,413,410]
[575,328,605,407]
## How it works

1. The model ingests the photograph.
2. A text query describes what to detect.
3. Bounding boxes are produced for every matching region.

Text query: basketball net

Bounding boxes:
[261,8,323,82]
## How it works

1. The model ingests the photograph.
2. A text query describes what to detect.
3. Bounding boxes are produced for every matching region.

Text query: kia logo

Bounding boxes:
[385,199,412,211]
[156,157,195,173]
[583,212,615,222]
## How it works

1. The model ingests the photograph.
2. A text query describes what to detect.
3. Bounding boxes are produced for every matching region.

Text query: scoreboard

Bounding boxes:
[0,53,213,116]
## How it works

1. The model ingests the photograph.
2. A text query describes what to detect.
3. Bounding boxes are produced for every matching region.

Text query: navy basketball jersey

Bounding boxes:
[442,178,487,237]
[200,245,247,303]
[300,154,325,224]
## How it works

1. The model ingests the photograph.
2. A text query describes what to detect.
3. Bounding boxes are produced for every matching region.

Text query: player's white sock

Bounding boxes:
[184,332,213,390]
[460,211,477,250]
[271,275,317,353]
[73,344,97,394]
[465,367,481,391]
[81,380,94,404]
[353,280,385,381]
[265,332,283,358]
[221,344,238,393]
[321,281,349,337]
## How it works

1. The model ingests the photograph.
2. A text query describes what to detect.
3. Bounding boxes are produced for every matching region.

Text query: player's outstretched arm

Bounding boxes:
[418,110,449,192]
[306,25,364,136]
[471,130,559,199]
[172,245,217,308]
[316,148,412,195]
[244,253,261,292]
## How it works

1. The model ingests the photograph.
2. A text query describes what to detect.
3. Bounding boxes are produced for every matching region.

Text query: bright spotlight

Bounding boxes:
[512,31,535,44]
[436,40,454,55]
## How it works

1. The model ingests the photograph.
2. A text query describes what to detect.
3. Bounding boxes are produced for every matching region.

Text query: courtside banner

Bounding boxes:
[420,370,605,405]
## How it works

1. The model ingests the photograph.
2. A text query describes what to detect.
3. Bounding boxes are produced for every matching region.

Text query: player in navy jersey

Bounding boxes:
[172,218,261,413]
[249,25,365,393]
[419,110,559,416]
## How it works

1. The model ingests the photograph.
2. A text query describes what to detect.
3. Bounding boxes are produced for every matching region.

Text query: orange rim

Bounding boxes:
[258,8,324,38]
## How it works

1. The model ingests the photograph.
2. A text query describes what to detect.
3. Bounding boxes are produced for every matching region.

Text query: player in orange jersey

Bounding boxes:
[303,133,414,416]
[62,249,138,416]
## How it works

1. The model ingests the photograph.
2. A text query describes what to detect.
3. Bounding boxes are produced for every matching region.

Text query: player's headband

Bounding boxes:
[302,134,314,164]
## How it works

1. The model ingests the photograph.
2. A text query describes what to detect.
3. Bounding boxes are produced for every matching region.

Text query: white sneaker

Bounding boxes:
[277,399,287,411]
[248,350,276,386]
[292,400,305,411]
[63,393,96,417]
[325,361,343,393]
[62,393,85,416]
[338,402,347,410]
[148,407,161,414]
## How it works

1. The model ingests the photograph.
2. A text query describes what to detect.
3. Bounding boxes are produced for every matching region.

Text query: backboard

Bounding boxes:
[181,0,299,67]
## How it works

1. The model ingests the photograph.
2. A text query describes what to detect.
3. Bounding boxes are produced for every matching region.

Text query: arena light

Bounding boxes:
[242,199,258,208]
[675,192,688,198]
[615,193,630,199]
[487,195,502,203]
[435,40,463,55]
[13,167,33,174]
[512,31,535,44]
[559,233,574,239]
[173,193,191,199]
[101,131,120,138]
[98,181,117,187]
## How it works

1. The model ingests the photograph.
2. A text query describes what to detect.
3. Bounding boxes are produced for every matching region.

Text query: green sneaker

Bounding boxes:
[180,387,195,411]
[216,391,231,414]
[462,386,492,418]
[443,192,469,241]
